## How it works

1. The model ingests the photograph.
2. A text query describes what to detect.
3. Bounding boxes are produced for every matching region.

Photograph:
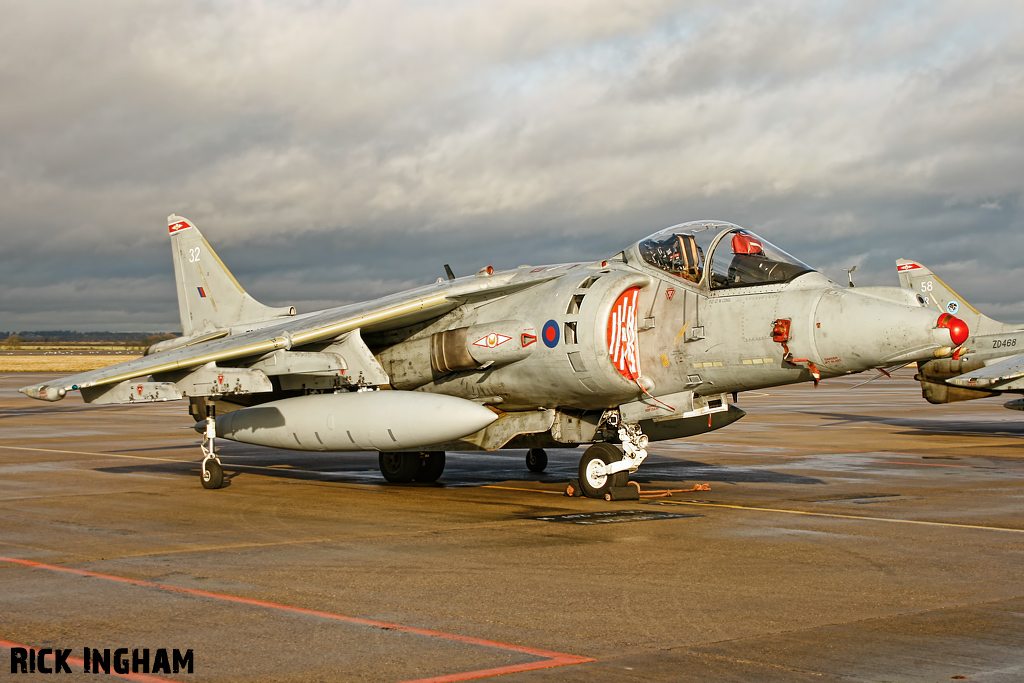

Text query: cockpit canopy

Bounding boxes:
[637,221,814,289]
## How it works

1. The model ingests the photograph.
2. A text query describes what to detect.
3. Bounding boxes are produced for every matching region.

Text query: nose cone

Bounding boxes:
[812,290,964,371]
[937,313,969,346]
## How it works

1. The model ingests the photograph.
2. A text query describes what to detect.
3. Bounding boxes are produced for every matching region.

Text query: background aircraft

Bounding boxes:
[896,259,1024,412]
[21,217,970,498]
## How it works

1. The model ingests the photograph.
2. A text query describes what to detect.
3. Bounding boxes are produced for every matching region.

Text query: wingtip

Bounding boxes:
[19,384,66,401]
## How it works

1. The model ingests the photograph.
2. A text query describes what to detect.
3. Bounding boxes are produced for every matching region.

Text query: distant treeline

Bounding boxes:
[1,331,179,343]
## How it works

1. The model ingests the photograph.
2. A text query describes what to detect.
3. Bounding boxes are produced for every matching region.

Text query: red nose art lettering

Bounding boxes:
[608,287,641,381]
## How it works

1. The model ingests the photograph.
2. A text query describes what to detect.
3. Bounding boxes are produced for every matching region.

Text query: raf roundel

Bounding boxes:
[542,320,560,348]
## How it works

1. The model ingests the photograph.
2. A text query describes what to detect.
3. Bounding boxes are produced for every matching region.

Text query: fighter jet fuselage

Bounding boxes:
[21,219,969,496]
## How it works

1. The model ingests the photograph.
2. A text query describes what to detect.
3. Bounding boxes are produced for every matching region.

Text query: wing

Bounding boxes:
[20,269,561,403]
[947,352,1024,391]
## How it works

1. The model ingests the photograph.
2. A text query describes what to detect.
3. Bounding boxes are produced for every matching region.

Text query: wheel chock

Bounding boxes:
[604,485,640,501]
[565,479,584,497]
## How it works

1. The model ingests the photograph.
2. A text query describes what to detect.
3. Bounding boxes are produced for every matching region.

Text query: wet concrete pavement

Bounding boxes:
[1,372,1022,681]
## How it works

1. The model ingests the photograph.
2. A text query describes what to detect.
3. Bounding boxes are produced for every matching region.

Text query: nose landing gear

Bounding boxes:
[574,420,649,498]
[577,443,628,497]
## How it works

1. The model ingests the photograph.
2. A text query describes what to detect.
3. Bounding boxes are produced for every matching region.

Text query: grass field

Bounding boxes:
[0,356,141,373]
[11,344,143,351]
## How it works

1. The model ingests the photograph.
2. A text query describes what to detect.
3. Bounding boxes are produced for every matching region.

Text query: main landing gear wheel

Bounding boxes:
[578,443,628,498]
[526,448,548,473]
[201,459,224,489]
[379,451,420,483]
[413,451,446,483]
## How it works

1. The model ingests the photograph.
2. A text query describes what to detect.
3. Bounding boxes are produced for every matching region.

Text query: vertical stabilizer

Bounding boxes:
[895,259,1012,336]
[169,215,295,336]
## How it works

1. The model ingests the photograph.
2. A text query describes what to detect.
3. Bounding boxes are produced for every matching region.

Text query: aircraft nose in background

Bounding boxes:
[811,290,966,371]
[937,313,970,346]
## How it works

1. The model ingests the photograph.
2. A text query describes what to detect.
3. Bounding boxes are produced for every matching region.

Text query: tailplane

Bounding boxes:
[169,215,295,337]
[895,259,1013,336]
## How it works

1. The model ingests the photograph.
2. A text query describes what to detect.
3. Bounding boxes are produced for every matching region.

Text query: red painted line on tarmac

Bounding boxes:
[0,556,593,681]
[0,639,179,682]
[397,655,591,683]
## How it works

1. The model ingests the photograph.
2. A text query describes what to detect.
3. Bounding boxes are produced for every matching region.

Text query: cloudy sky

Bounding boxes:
[1,0,1022,332]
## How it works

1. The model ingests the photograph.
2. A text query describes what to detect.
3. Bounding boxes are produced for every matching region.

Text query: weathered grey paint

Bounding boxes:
[21,217,970,454]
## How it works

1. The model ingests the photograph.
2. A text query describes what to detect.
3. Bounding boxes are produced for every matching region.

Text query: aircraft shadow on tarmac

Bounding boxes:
[808,411,1024,439]
[0,404,118,419]
[93,448,825,487]
[106,444,204,454]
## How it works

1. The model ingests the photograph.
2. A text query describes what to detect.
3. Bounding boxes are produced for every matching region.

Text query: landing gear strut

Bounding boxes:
[200,404,225,489]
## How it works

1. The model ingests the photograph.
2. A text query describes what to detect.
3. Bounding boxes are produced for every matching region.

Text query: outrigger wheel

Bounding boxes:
[200,404,226,489]
[577,443,628,498]
[201,459,224,489]
[526,448,548,473]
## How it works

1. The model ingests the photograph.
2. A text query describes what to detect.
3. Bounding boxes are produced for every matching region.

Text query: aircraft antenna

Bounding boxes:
[444,264,455,281]
[845,265,857,288]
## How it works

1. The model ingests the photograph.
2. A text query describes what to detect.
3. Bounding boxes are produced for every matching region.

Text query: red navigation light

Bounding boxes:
[936,314,969,346]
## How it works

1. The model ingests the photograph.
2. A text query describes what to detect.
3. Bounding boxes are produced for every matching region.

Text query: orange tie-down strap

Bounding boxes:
[564,481,711,498]
[631,481,711,498]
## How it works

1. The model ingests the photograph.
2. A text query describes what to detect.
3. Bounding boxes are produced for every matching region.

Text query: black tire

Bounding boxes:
[201,460,224,489]
[413,451,446,483]
[577,443,627,498]
[379,451,420,483]
[526,448,548,473]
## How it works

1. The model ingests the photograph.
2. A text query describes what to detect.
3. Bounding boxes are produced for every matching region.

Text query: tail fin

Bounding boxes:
[895,259,1012,336]
[168,215,295,336]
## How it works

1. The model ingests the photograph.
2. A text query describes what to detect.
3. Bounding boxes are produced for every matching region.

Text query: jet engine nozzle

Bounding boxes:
[936,313,969,346]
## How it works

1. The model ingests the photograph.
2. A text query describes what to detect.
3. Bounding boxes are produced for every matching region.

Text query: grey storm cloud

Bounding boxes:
[1,0,1022,331]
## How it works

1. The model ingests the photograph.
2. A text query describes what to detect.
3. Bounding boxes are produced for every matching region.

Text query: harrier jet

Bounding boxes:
[22,217,969,498]
[896,259,1023,411]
